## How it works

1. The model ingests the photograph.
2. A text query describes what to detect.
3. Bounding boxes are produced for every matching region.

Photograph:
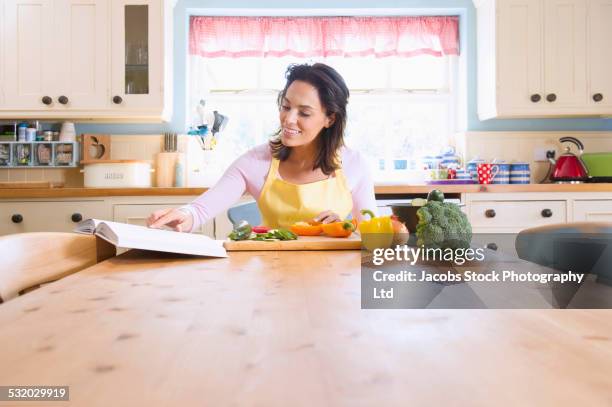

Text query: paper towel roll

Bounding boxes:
[156,152,178,187]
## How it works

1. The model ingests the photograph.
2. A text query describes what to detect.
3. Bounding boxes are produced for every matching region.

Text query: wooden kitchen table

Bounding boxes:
[1,250,611,407]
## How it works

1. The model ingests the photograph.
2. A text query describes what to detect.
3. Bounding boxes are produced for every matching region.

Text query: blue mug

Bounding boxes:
[510,162,530,184]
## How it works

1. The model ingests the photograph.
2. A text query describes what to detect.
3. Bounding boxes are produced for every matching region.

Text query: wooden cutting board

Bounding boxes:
[223,234,361,251]
[0,181,64,189]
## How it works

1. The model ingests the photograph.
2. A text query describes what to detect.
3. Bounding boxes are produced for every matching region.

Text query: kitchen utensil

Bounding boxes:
[548,137,588,183]
[389,202,467,234]
[388,204,420,233]
[223,234,361,251]
[581,153,612,181]
[477,163,499,184]
[81,160,154,188]
[155,152,178,187]
[163,133,178,152]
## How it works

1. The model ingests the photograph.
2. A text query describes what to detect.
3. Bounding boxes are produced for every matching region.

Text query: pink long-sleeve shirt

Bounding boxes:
[183,143,377,231]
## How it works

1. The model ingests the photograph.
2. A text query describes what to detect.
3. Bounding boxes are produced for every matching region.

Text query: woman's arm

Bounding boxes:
[149,146,269,232]
[343,149,378,221]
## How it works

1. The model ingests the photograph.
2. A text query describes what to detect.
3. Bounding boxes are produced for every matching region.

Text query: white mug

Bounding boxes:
[59,122,76,142]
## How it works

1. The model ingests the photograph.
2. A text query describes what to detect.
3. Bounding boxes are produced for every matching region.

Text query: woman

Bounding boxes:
[147,63,377,233]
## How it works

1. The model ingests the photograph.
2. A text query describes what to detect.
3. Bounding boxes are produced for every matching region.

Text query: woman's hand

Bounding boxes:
[313,210,342,224]
[147,208,193,233]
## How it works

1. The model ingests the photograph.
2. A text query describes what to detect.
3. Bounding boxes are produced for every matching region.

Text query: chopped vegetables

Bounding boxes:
[252,226,271,234]
[228,220,252,241]
[228,221,297,241]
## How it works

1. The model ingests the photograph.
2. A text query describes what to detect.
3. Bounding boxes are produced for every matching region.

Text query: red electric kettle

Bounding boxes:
[549,137,589,183]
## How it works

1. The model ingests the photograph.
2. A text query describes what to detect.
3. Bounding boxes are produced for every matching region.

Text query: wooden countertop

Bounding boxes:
[0,250,611,406]
[1,183,612,199]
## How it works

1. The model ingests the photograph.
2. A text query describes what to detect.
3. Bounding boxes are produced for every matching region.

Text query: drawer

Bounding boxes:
[573,200,612,222]
[0,200,110,235]
[469,200,567,231]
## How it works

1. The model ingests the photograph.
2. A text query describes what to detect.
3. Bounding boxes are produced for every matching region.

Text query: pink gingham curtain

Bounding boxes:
[189,16,459,58]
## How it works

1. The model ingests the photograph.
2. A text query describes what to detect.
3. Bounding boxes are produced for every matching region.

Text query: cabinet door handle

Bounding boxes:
[41,96,53,105]
[112,95,123,104]
[541,209,553,218]
[11,214,23,224]
[485,209,496,218]
[58,95,69,105]
[71,213,83,223]
[593,93,604,102]
[546,93,557,102]
[530,94,541,103]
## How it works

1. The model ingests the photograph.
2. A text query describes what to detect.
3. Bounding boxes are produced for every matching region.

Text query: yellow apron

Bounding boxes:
[258,158,353,228]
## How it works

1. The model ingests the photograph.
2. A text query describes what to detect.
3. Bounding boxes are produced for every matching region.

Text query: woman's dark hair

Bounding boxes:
[269,63,349,175]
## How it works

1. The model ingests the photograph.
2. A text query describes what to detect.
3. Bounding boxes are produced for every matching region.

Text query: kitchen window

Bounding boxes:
[188,15,460,183]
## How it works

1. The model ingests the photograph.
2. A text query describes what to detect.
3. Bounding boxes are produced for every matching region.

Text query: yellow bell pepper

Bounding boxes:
[358,209,394,251]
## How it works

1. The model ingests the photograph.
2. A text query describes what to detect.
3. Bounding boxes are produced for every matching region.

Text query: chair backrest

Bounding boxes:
[516,221,612,279]
[0,232,105,302]
[227,201,261,227]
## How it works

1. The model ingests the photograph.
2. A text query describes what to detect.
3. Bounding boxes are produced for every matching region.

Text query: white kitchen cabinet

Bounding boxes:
[573,200,612,222]
[0,200,110,235]
[110,0,163,113]
[0,0,171,121]
[476,0,611,118]
[2,0,108,111]
[54,0,109,109]
[2,0,55,109]
[468,200,567,233]
[0,0,4,107]
[588,0,612,109]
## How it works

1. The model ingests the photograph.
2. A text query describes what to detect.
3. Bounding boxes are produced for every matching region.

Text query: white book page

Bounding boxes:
[96,221,227,258]
[73,218,105,234]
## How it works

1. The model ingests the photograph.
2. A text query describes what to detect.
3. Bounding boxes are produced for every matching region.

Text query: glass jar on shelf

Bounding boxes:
[54,143,74,166]
[0,143,11,166]
[35,143,52,165]
[15,143,32,165]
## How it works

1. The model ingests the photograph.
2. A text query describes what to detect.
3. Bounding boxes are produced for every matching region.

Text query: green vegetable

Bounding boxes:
[228,221,297,242]
[416,201,472,249]
[228,220,253,241]
[251,229,297,241]
[427,189,445,203]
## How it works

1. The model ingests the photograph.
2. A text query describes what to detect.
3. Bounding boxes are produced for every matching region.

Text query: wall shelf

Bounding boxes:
[0,141,79,168]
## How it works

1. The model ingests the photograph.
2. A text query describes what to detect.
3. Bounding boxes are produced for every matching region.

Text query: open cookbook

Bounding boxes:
[74,219,227,258]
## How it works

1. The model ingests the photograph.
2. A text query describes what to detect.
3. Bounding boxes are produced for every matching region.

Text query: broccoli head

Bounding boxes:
[416,201,472,249]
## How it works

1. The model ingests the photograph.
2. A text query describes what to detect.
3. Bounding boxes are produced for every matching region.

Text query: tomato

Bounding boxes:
[252,226,271,234]
[427,189,445,203]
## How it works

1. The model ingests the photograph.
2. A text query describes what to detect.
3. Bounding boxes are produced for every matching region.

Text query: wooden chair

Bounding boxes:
[516,222,612,285]
[0,232,116,303]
